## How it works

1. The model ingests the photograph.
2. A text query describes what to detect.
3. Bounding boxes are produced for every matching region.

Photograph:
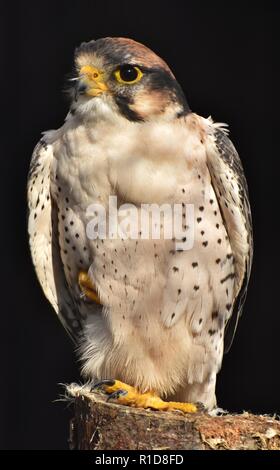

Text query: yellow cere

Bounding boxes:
[80,65,103,82]
[79,65,108,96]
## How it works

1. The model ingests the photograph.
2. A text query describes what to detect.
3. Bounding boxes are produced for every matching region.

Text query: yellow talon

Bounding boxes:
[78,271,101,303]
[99,379,198,413]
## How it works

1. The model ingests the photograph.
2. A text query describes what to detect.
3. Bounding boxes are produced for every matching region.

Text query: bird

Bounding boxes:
[27,37,253,412]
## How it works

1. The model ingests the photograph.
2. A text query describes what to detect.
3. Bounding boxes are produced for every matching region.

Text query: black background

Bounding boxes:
[1,1,277,450]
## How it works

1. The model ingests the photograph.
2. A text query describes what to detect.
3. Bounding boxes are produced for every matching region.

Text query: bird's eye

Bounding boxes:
[114,65,143,84]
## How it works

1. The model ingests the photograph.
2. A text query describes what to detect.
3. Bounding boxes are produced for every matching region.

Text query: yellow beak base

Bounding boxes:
[80,65,108,96]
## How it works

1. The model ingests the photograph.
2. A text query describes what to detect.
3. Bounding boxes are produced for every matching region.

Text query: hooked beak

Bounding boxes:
[76,65,108,98]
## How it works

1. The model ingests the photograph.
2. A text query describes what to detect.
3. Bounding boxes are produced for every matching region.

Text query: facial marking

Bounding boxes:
[130,89,166,118]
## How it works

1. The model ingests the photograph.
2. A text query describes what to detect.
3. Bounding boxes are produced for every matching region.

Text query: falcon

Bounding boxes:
[27,37,253,412]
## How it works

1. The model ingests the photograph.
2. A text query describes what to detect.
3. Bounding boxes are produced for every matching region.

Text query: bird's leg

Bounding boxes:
[78,271,101,303]
[92,380,202,413]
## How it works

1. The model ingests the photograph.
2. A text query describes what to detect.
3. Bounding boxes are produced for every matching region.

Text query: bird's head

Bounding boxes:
[71,37,190,122]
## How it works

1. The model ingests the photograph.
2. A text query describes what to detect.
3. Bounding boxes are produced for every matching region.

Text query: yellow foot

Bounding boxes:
[78,271,101,303]
[93,379,200,413]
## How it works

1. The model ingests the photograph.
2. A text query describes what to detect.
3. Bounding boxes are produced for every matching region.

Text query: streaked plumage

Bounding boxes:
[27,38,252,409]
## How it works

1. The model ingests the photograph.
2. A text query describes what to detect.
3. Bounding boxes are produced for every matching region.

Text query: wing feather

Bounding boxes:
[205,124,253,352]
[27,139,83,343]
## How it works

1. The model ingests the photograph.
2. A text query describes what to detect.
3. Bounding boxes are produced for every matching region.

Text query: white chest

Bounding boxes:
[52,117,208,207]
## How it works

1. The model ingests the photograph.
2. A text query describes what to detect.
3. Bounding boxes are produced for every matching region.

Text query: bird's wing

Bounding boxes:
[205,122,253,352]
[27,139,83,343]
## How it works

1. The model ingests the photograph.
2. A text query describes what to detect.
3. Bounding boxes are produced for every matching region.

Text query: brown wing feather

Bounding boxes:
[206,126,253,352]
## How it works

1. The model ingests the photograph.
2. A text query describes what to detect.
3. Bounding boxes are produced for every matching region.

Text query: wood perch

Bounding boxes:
[67,384,280,450]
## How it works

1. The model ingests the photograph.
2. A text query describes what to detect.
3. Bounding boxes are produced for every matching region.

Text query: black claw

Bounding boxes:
[91,379,115,391]
[107,389,128,402]
[195,402,206,413]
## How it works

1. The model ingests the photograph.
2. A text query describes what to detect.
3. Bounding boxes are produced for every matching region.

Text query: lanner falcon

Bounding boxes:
[27,38,253,412]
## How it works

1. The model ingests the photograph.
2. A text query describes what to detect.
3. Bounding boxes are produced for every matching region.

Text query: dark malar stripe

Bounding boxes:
[114,95,144,122]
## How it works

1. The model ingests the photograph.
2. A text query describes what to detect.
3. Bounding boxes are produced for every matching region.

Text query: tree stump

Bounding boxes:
[67,384,280,450]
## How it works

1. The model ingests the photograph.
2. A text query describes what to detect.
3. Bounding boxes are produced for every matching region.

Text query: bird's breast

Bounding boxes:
[53,117,208,207]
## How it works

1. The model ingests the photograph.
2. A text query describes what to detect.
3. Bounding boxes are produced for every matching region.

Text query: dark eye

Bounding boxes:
[114,65,143,84]
[119,65,138,81]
